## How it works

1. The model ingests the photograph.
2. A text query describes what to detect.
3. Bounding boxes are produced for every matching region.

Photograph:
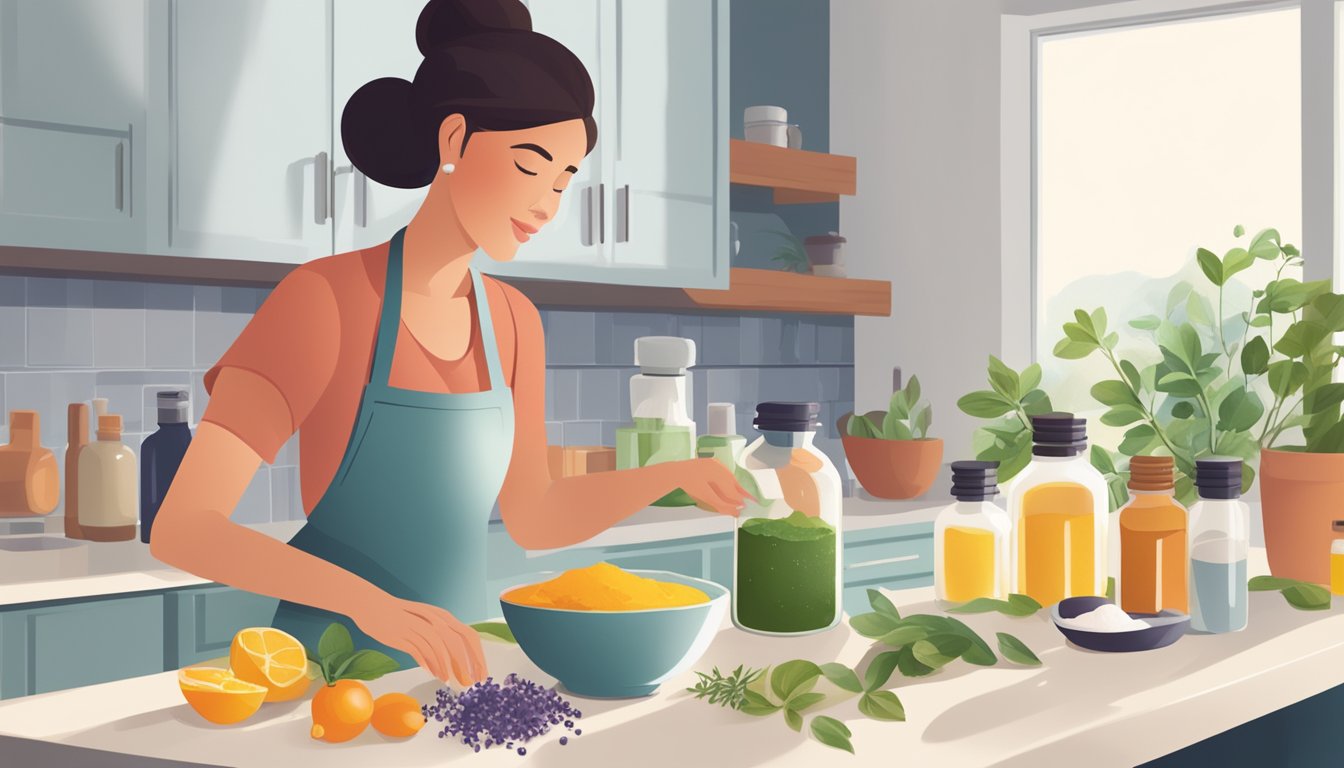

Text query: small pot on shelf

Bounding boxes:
[1259,447,1344,584]
[838,412,944,500]
[804,232,846,278]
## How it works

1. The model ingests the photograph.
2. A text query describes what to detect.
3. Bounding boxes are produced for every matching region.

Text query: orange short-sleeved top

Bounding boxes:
[202,242,522,515]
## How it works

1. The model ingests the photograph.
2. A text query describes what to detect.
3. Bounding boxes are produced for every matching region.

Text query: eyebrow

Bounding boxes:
[511,143,579,175]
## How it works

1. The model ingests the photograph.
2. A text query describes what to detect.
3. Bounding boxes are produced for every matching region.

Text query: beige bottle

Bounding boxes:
[78,414,137,542]
[65,403,90,539]
[0,410,60,516]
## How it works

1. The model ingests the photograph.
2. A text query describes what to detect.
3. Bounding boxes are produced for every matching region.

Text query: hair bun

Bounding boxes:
[341,77,439,189]
[416,0,531,55]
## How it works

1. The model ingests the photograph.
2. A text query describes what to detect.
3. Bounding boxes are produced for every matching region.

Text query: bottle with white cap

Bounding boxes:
[615,336,697,506]
[696,403,745,466]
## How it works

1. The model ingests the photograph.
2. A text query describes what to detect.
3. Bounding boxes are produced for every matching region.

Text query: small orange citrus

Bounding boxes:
[310,679,374,743]
[371,693,427,738]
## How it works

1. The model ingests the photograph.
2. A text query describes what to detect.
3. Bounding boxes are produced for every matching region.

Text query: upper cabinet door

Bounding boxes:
[610,0,726,289]
[478,0,611,283]
[331,0,427,255]
[0,0,149,253]
[164,0,332,263]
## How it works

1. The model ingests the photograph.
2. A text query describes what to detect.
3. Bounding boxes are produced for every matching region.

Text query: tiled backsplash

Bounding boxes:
[0,275,855,528]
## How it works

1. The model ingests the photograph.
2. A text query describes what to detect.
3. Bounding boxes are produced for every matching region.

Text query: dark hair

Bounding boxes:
[342,0,597,189]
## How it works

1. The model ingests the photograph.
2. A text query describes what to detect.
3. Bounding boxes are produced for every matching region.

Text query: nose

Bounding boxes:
[529,202,553,225]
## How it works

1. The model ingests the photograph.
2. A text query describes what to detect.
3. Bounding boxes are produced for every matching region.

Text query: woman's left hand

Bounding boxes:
[667,458,755,516]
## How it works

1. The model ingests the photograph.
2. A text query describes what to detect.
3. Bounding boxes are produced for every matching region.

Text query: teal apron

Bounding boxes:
[270,227,515,670]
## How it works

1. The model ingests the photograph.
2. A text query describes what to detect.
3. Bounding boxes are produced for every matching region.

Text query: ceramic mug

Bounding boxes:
[744,105,802,149]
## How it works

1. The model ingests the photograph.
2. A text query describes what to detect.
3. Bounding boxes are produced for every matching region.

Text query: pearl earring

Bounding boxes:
[442,163,456,175]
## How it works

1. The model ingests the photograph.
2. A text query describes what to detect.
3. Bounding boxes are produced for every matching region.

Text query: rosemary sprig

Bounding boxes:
[687,665,765,710]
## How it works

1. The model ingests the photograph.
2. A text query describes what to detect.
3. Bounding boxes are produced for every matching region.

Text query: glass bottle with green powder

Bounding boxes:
[733,401,843,636]
[615,336,697,506]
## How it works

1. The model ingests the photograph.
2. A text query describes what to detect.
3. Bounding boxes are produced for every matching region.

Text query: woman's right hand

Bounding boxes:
[351,592,487,687]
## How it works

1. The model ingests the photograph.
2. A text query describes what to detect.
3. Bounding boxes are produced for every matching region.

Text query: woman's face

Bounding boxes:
[440,116,589,262]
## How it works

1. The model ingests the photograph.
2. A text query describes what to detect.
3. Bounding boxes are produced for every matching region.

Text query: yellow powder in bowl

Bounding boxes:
[503,562,711,611]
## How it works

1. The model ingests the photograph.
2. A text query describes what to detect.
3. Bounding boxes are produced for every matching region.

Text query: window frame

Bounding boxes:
[1001,0,1336,365]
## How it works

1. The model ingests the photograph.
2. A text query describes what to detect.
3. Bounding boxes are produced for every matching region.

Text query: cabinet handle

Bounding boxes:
[598,183,606,244]
[580,185,594,246]
[615,184,630,243]
[313,151,329,224]
[114,141,125,213]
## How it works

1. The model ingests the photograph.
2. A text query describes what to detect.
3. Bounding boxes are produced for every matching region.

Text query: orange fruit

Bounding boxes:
[371,693,427,738]
[229,627,313,702]
[178,667,267,725]
[310,679,374,743]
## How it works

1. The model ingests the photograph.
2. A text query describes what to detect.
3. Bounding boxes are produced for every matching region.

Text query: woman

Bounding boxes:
[150,0,748,689]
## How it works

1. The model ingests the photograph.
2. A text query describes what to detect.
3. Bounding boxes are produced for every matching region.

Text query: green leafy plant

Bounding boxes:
[687,665,765,709]
[767,230,811,273]
[1255,289,1344,452]
[846,375,933,440]
[470,621,517,643]
[1248,575,1334,611]
[306,623,400,687]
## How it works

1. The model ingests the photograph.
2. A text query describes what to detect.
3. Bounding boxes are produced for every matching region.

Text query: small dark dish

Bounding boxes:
[1051,596,1189,653]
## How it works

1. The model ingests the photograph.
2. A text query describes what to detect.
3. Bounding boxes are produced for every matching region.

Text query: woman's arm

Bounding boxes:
[496,288,750,550]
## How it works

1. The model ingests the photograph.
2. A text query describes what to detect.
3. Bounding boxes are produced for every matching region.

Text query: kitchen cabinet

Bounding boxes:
[160,0,333,264]
[841,523,934,617]
[0,594,163,699]
[0,0,149,254]
[481,0,729,289]
[166,585,279,668]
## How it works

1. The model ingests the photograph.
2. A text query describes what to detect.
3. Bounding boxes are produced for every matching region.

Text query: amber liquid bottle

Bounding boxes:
[1118,455,1189,614]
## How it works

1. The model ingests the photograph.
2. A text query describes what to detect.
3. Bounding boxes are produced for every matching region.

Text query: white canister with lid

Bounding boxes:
[744,105,802,149]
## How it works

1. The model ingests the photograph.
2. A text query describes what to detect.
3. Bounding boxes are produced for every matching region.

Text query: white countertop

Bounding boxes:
[1,549,1339,768]
[0,496,944,608]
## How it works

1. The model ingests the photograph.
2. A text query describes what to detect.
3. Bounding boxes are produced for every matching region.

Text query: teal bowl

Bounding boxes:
[499,570,729,699]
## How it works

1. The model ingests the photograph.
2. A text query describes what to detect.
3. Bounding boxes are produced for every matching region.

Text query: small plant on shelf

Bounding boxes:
[841,375,943,499]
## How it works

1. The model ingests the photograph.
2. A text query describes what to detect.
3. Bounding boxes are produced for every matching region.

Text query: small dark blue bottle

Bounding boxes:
[140,390,192,544]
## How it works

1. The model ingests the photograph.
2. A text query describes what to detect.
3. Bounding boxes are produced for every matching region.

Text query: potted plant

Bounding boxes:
[839,375,943,499]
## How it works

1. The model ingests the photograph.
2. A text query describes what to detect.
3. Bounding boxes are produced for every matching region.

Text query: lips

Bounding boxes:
[510,218,537,243]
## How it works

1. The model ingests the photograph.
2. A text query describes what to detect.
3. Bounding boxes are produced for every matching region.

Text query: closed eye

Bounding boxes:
[514,161,538,177]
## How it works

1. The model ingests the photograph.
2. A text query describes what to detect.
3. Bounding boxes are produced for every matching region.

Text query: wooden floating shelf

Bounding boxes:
[0,250,891,317]
[729,138,857,204]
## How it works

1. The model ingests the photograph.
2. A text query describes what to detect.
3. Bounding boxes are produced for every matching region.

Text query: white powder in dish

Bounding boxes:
[1058,603,1150,632]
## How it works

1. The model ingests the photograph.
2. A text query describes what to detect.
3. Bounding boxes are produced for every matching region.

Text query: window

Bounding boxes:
[1031,8,1303,453]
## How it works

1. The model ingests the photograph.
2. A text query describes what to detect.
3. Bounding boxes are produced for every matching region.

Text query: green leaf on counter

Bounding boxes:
[858,690,906,722]
[945,597,1008,614]
[786,692,827,714]
[1008,593,1043,614]
[867,589,902,620]
[1282,583,1332,611]
[471,622,516,643]
[333,649,400,681]
[819,663,863,693]
[997,633,1042,667]
[739,690,782,717]
[1248,576,1306,591]
[810,716,855,754]
[850,612,900,638]
[942,617,997,666]
[784,707,803,732]
[317,622,355,661]
[897,645,936,677]
[771,660,822,702]
[864,651,902,692]
[911,635,972,670]
[878,622,934,647]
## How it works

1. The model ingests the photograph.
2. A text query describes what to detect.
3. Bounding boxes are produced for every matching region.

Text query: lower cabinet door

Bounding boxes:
[168,586,280,668]
[0,595,165,698]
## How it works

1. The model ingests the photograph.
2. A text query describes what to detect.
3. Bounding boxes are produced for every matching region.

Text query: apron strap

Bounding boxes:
[468,266,507,391]
[371,228,507,391]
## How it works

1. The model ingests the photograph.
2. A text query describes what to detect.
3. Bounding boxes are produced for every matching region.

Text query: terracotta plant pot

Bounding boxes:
[1259,447,1344,584]
[841,433,944,500]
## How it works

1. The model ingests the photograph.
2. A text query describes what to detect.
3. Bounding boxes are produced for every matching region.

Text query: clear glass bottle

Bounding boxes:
[1188,457,1250,632]
[1118,455,1188,615]
[935,461,1011,605]
[696,402,746,466]
[1008,413,1109,606]
[1330,521,1344,598]
[733,402,843,635]
[615,336,697,506]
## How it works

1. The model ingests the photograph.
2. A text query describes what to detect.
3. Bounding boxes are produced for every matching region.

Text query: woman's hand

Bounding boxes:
[351,592,487,687]
[670,458,755,516]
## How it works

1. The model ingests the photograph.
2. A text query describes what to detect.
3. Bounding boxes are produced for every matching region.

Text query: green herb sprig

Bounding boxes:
[693,589,1044,753]
[305,622,400,687]
[1249,575,1334,611]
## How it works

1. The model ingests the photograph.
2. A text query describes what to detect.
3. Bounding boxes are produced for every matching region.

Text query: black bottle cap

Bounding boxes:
[951,460,999,501]
[1195,456,1243,499]
[1031,412,1088,457]
[753,401,820,433]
